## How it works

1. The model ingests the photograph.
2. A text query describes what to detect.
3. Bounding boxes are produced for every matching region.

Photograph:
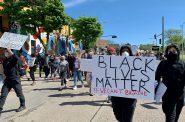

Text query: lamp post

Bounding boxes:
[101,35,117,38]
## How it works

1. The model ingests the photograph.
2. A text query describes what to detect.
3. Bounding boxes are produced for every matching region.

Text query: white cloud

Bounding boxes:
[64,0,89,8]
[63,0,119,8]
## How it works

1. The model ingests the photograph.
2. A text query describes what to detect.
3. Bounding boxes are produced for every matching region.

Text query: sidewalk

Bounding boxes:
[0,76,184,122]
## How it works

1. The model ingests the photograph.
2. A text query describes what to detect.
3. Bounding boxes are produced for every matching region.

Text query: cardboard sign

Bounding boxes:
[80,59,93,72]
[28,58,36,67]
[91,55,158,100]
[0,32,28,50]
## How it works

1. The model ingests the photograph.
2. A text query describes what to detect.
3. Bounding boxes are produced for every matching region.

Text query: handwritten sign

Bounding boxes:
[28,58,36,67]
[91,55,158,100]
[80,59,93,72]
[0,32,28,50]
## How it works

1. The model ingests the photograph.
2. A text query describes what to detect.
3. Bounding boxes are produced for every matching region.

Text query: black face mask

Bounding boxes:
[167,52,178,61]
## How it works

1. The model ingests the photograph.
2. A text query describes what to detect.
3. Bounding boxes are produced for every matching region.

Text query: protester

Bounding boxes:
[67,53,75,79]
[44,54,50,80]
[49,55,55,78]
[37,53,44,78]
[85,51,94,96]
[0,48,26,116]
[111,45,137,122]
[29,54,37,86]
[53,55,61,77]
[155,44,185,122]
[73,52,84,90]
[58,55,69,91]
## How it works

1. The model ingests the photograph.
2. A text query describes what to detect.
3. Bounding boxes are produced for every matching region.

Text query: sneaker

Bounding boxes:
[73,86,77,90]
[81,84,84,88]
[16,106,26,112]
[58,87,62,91]
[89,93,93,96]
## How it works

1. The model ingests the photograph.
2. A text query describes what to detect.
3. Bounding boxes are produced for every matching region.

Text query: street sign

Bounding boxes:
[152,46,160,51]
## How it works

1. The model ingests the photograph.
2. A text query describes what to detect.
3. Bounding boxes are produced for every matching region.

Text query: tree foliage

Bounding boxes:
[72,17,103,51]
[0,0,69,51]
[165,29,183,46]
[139,44,153,51]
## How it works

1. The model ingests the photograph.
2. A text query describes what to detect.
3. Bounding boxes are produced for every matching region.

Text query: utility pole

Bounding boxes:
[182,24,184,58]
[162,16,165,52]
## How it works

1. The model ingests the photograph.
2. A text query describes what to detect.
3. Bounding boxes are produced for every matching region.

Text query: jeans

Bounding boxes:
[74,68,83,86]
[0,81,25,111]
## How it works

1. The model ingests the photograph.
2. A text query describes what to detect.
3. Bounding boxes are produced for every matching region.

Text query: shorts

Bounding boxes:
[60,71,67,79]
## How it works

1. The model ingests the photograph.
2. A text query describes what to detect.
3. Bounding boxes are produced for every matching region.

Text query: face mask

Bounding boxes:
[5,52,9,58]
[167,52,178,61]
[122,52,129,57]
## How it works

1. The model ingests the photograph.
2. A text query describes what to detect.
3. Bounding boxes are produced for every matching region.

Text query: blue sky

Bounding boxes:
[62,0,185,46]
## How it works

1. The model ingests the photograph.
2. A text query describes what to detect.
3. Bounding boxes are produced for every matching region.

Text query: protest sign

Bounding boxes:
[28,58,36,67]
[0,32,28,50]
[80,59,93,72]
[91,55,159,100]
[155,81,167,103]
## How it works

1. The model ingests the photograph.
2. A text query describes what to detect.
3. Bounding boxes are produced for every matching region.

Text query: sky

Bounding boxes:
[62,0,185,46]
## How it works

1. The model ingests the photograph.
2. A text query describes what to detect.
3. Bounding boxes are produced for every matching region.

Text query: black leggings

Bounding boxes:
[29,67,35,81]
[111,97,137,122]
[162,97,184,122]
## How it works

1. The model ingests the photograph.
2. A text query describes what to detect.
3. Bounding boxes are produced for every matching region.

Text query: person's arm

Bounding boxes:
[155,61,163,93]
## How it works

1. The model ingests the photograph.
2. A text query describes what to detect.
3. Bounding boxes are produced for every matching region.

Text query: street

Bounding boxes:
[0,75,184,122]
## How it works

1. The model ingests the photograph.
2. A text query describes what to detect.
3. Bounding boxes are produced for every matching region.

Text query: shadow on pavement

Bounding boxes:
[2,109,16,113]
[48,92,90,98]
[59,100,110,107]
[33,88,60,91]
[140,103,159,109]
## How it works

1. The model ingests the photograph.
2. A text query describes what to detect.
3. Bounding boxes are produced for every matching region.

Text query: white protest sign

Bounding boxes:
[0,32,28,50]
[80,59,93,72]
[28,58,36,67]
[155,81,167,103]
[91,55,159,100]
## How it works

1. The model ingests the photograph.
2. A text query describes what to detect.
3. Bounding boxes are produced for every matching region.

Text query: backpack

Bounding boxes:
[60,61,68,72]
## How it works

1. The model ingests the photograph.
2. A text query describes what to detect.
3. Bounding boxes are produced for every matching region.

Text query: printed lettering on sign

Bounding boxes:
[91,55,159,100]
[0,32,28,50]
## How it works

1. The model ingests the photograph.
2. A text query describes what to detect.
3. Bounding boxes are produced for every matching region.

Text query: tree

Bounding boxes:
[0,0,69,52]
[165,29,183,47]
[139,44,153,51]
[72,17,103,51]
[0,0,23,30]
